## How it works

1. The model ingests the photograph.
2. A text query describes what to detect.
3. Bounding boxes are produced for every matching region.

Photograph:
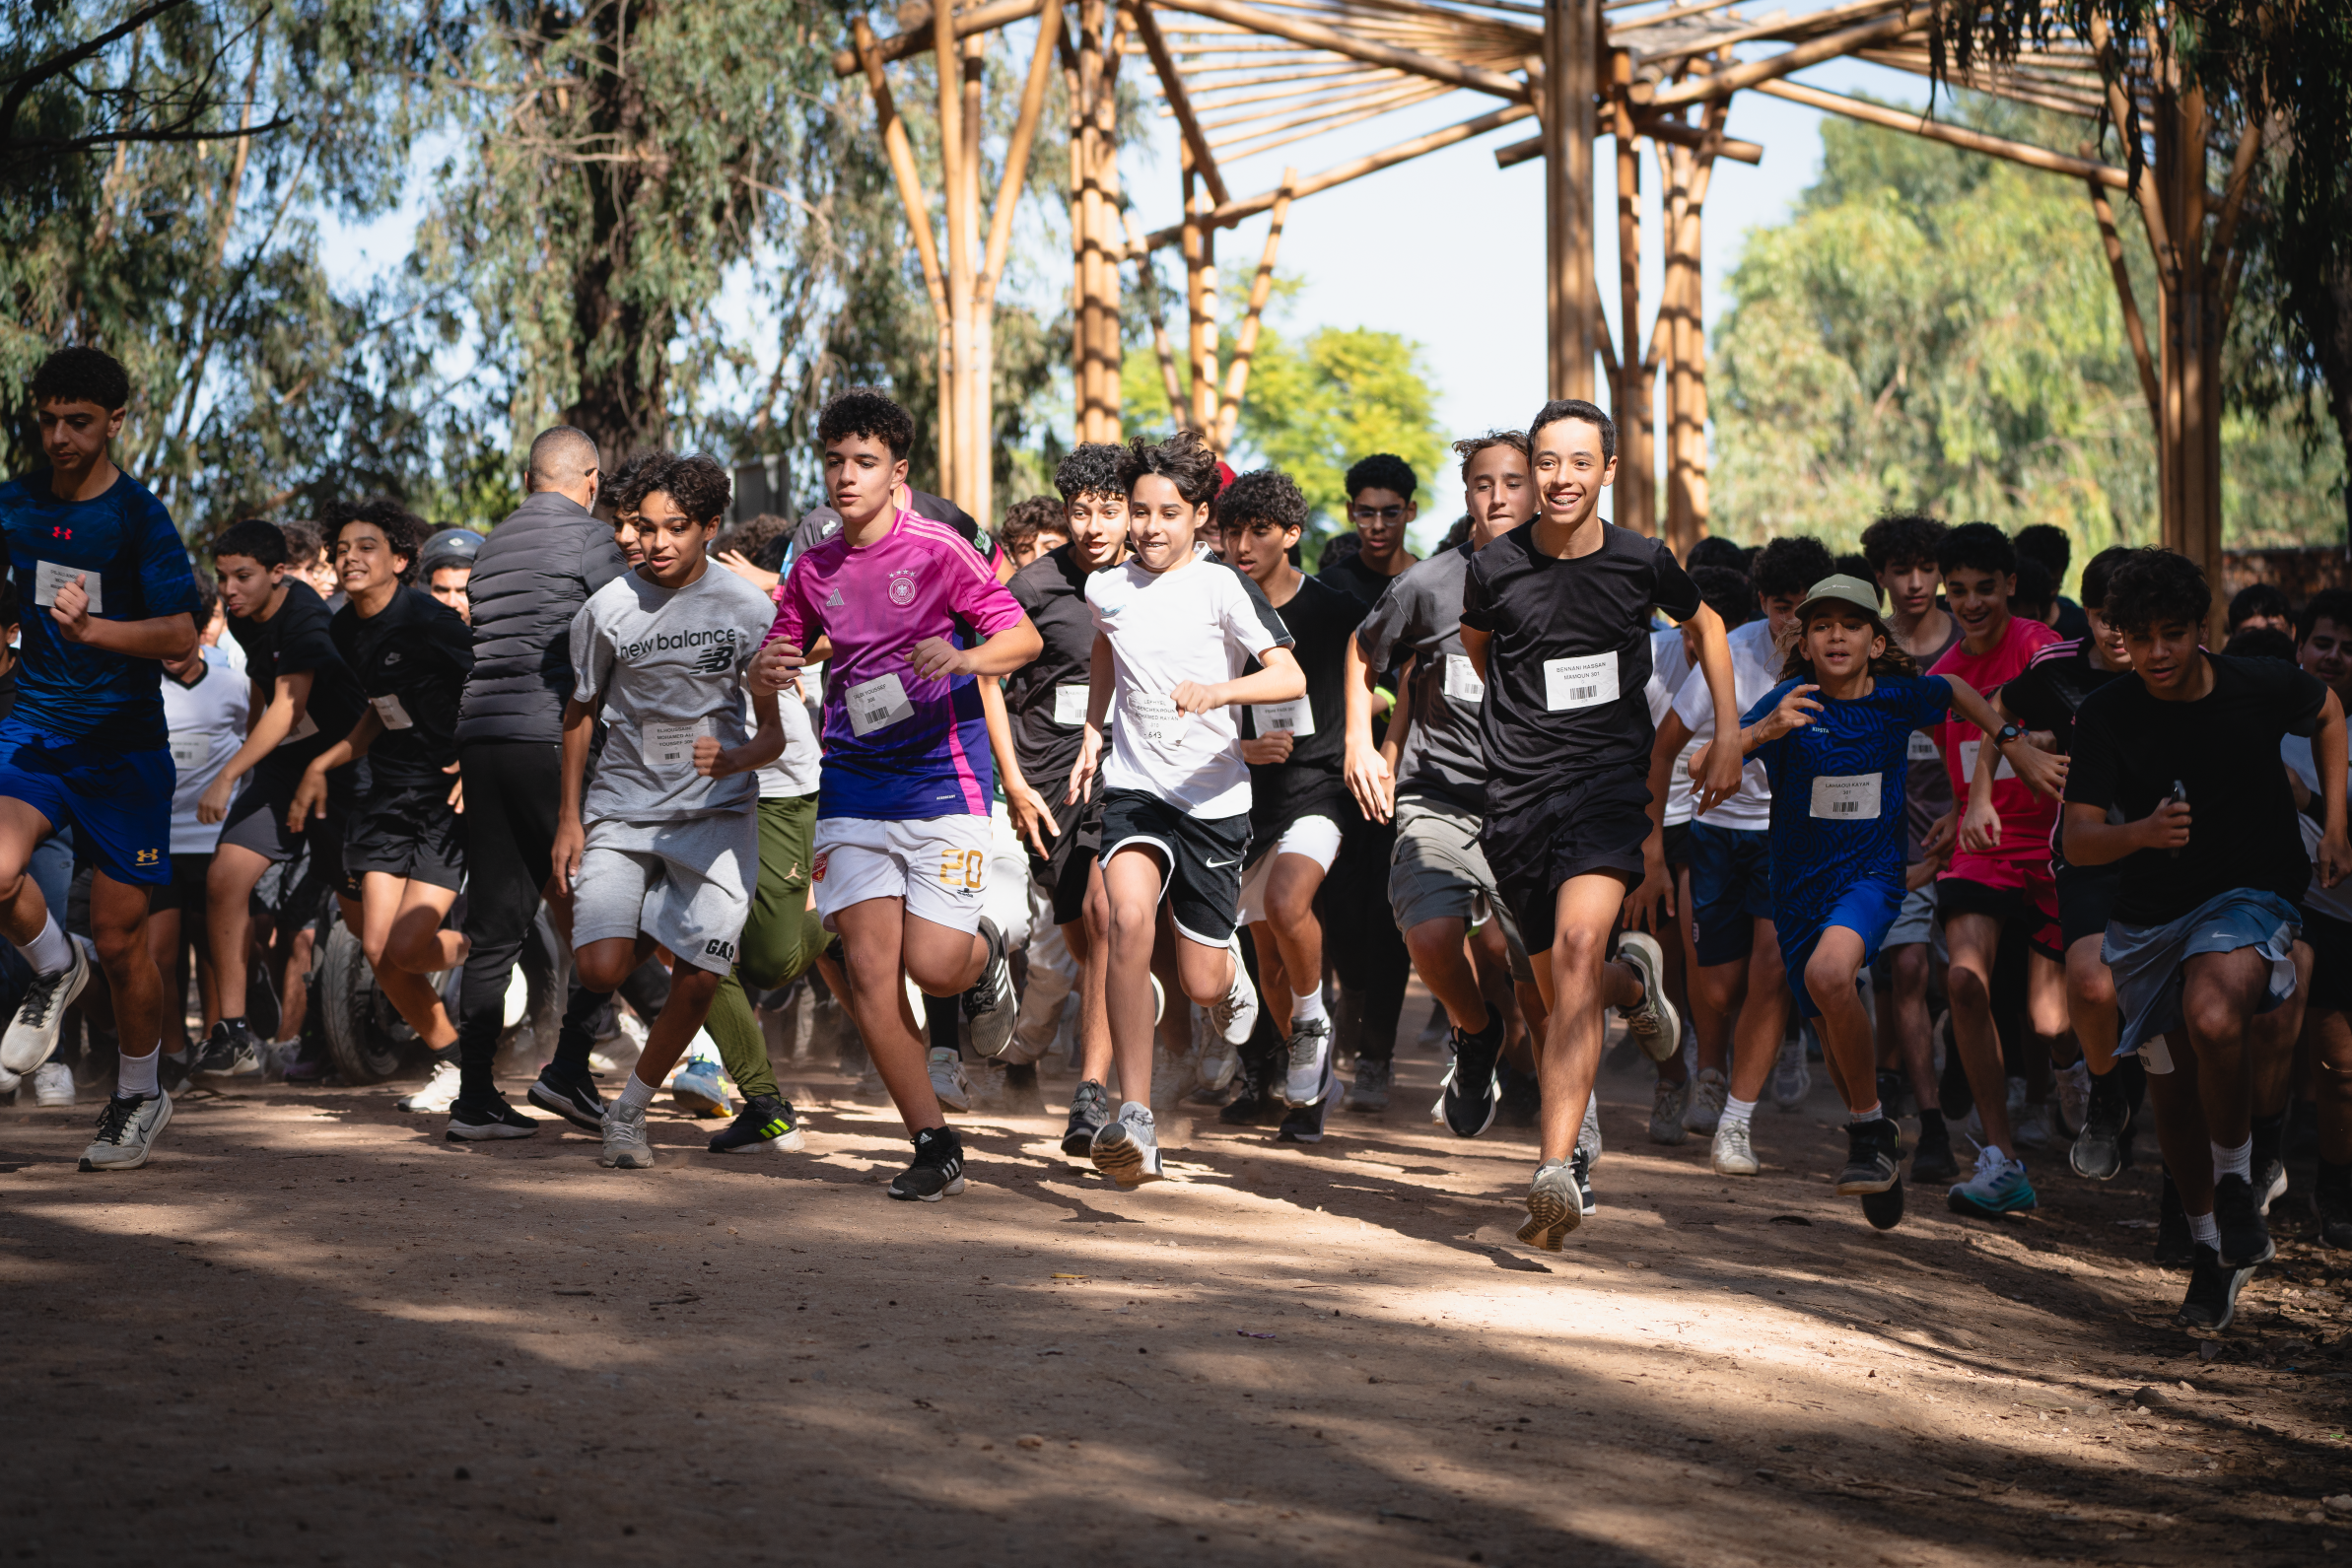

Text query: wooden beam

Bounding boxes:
[1754,78,2134,191]
[2087,177,2160,437]
[1621,0,1905,74]
[1495,119,1759,167]
[1633,9,1913,105]
[852,17,949,329]
[1137,99,1536,248]
[1215,168,1295,451]
[1545,0,1598,399]
[832,0,1042,77]
[1127,1,1228,206]
[1147,0,1531,102]
[977,0,1066,308]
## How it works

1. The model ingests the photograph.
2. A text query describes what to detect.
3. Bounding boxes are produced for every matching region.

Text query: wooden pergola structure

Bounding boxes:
[833,0,2253,585]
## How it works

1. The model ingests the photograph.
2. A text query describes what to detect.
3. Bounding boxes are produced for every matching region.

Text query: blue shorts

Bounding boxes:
[1687,821,1774,967]
[1781,875,1906,1019]
[0,720,173,886]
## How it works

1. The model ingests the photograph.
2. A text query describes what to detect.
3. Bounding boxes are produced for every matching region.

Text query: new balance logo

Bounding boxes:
[703,938,738,963]
[691,645,733,674]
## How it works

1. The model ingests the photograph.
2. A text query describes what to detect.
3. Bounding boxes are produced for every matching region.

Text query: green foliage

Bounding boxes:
[1120,270,1451,538]
[1709,93,2343,560]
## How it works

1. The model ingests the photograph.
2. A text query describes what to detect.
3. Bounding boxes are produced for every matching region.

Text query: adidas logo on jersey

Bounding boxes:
[825,588,845,608]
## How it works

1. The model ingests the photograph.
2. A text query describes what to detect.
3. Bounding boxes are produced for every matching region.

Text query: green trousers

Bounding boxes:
[702,793,827,1102]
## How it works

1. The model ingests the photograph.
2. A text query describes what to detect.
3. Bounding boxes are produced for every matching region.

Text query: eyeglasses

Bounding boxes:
[1351,505,1405,523]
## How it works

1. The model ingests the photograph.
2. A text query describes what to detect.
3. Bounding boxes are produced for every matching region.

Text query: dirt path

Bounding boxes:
[4,1032,2347,1567]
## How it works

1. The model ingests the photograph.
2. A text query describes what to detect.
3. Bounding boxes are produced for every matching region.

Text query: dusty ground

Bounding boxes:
[5,1011,2350,1568]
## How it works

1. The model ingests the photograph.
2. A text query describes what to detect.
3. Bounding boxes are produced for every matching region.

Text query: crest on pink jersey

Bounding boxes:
[888,571,916,605]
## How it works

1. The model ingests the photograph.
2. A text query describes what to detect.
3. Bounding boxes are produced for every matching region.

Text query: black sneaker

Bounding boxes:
[2155,1169,2196,1266]
[1909,1120,1959,1185]
[890,1125,965,1201]
[2212,1172,2274,1268]
[1277,1048,1338,1144]
[444,1098,538,1141]
[2255,1155,2287,1216]
[1063,1079,1110,1158]
[1440,1016,1503,1138]
[709,1094,806,1154]
[1496,1061,1541,1129]
[194,1018,262,1077]
[2070,1064,2132,1181]
[2317,1163,2352,1250]
[2176,1243,2254,1331]
[959,919,1016,1058]
[1218,1066,1283,1126]
[1835,1117,1903,1195]
[527,1066,606,1131]
[1569,1148,1596,1217]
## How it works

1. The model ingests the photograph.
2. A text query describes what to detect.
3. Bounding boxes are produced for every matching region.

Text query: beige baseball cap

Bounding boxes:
[1793,573,1886,621]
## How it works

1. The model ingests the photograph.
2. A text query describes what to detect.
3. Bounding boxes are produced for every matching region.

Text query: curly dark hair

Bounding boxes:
[2080,544,2132,613]
[2011,557,2054,622]
[1751,535,1835,602]
[1121,429,1222,509]
[637,452,732,526]
[1528,398,1616,463]
[1690,564,1755,630]
[997,495,1067,552]
[1858,511,1946,576]
[2227,580,2292,634]
[1344,452,1418,501]
[2101,547,2210,635]
[2299,587,2352,645]
[1686,536,1747,575]
[1437,513,1474,551]
[31,346,130,412]
[324,498,430,583]
[1452,430,1529,482]
[1055,442,1128,507]
[605,450,661,518]
[717,512,799,571]
[1935,520,2016,580]
[1216,468,1309,535]
[2223,626,2298,662]
[818,387,915,461]
[2013,522,2072,580]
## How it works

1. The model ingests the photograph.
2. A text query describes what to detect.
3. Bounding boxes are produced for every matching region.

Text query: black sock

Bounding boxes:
[1916,1107,1946,1142]
[550,987,611,1077]
[2250,1108,2287,1176]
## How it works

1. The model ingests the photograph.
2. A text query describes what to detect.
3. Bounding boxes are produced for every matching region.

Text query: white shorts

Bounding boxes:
[812,814,995,935]
[1236,813,1345,927]
[572,812,758,976]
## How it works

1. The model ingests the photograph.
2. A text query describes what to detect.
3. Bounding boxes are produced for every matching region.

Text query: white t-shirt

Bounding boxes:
[163,646,251,854]
[1670,615,1780,832]
[1085,554,1293,817]
[2282,734,2352,922]
[753,658,823,799]
[1643,627,1699,829]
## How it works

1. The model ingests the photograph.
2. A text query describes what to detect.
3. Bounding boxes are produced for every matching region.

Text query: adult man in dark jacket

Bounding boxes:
[444,426,630,1138]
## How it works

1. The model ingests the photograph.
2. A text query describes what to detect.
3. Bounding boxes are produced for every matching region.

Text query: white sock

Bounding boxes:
[117,1048,160,1098]
[2187,1210,2220,1249]
[2211,1137,2251,1183]
[16,913,70,977]
[1722,1095,1756,1131]
[618,1073,657,1112]
[1849,1103,1885,1124]
[1291,986,1327,1027]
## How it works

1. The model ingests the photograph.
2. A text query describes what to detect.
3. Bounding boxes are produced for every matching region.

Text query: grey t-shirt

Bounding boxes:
[569,564,778,822]
[1355,543,1487,815]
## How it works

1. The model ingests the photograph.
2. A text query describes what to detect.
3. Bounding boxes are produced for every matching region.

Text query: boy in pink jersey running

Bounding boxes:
[751,389,1041,1200]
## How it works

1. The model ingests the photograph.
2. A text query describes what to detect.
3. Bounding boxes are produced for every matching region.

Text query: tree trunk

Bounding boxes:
[560,1,667,472]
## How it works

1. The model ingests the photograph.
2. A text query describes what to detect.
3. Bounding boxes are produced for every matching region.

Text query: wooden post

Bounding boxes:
[936,1,970,506]
[1215,168,1294,451]
[1543,0,1598,400]
[1072,0,1125,443]
[960,30,991,523]
[1181,147,1222,437]
[1611,52,1651,536]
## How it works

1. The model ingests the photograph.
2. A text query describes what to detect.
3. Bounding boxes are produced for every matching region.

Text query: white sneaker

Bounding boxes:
[501,965,530,1028]
[1282,1017,1334,1107]
[396,1060,462,1114]
[1682,1065,1728,1133]
[928,1046,971,1113]
[1771,1032,1811,1110]
[2055,1058,2092,1138]
[2,935,92,1074]
[1710,1118,1759,1176]
[1207,931,1259,1047]
[598,1099,655,1169]
[33,1060,75,1107]
[1089,1100,1166,1189]
[81,1090,172,1172]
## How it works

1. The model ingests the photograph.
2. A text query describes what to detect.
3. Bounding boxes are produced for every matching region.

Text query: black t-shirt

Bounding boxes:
[1318,551,1407,613]
[1240,572,1359,836]
[330,585,476,787]
[2066,653,2329,923]
[228,579,368,773]
[1998,636,2129,755]
[2052,595,2092,643]
[1004,543,1102,789]
[1460,520,1702,819]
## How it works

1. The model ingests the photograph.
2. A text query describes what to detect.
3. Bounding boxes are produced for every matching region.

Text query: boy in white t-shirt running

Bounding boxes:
[1067,433,1304,1188]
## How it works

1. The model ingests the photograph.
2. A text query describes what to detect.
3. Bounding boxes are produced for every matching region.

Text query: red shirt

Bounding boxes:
[1929,614,2061,861]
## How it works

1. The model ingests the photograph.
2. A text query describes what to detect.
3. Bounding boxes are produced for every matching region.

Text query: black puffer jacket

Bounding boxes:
[455,489,630,747]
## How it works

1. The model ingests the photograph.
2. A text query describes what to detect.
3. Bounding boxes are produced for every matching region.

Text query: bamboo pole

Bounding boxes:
[1146,0,1530,102]
[937,1,972,508]
[1089,2,1128,440]
[1075,0,1111,441]
[1495,118,1759,167]
[960,30,991,524]
[1129,1,1230,207]
[1543,0,1597,399]
[1612,53,1652,535]
[1215,168,1295,451]
[2086,178,2160,440]
[852,17,950,331]
[1634,7,1914,105]
[831,0,1045,75]
[1124,208,1193,425]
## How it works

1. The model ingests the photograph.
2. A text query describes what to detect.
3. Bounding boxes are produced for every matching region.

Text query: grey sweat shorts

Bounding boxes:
[572,810,760,976]
[1388,791,1535,984]
[2102,888,2301,1070]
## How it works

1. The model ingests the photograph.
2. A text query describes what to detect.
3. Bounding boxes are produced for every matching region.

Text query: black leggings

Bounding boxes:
[455,742,562,1099]
[1320,815,1409,1065]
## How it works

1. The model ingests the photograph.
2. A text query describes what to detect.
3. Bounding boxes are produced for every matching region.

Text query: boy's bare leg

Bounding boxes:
[1533,873,1643,1166]
[828,898,945,1132]
[1942,912,2019,1152]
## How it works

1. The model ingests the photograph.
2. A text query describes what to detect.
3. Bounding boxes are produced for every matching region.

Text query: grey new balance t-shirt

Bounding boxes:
[1355,543,1488,814]
[569,564,778,822]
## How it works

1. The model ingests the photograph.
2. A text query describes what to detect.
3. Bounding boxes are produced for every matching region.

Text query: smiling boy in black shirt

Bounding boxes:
[2063,547,2347,1329]
[1459,399,1743,1248]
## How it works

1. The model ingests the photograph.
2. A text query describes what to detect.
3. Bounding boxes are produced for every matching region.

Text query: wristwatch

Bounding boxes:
[1994,722,2026,747]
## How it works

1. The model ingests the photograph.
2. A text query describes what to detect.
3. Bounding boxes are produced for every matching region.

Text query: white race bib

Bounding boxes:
[845,672,914,737]
[1810,772,1883,820]
[1443,652,1485,704]
[34,561,101,614]
[1126,691,1180,744]
[1959,738,2017,783]
[278,711,318,747]
[1543,653,1619,713]
[371,694,414,730]
[1906,730,1942,764]
[1052,683,1092,729]
[643,718,705,769]
[1249,698,1314,739]
[168,732,208,771]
